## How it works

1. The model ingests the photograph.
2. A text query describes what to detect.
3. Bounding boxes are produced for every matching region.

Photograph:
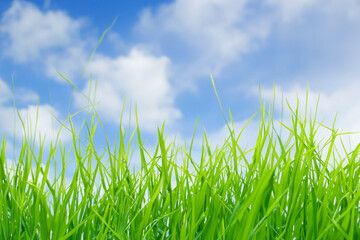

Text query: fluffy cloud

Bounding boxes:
[0,0,88,81]
[0,1,181,134]
[13,88,39,104]
[0,105,67,143]
[266,0,318,21]
[202,80,360,164]
[0,78,12,103]
[0,79,70,145]
[267,0,360,22]
[0,78,40,104]
[75,47,182,131]
[135,0,360,90]
[136,0,270,76]
[258,83,360,153]
[260,84,360,129]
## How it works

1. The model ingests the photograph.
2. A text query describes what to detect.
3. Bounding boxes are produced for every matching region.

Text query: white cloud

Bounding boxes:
[14,88,39,104]
[43,0,51,9]
[324,0,360,20]
[0,1,82,61]
[201,81,360,166]
[1,78,41,104]
[0,78,12,103]
[0,0,88,81]
[136,0,270,76]
[106,32,127,52]
[0,104,71,145]
[266,0,318,21]
[75,47,182,132]
[0,79,70,145]
[266,0,360,22]
[44,44,88,80]
[258,83,360,153]
[260,83,360,130]
[134,0,360,91]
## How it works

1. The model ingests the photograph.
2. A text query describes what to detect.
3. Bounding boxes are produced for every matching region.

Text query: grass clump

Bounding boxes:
[1,82,360,239]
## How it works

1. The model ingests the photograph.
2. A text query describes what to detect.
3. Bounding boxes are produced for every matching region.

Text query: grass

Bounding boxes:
[1,77,360,239]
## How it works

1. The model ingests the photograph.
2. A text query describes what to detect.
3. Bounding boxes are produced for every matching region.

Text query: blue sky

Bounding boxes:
[1,0,360,165]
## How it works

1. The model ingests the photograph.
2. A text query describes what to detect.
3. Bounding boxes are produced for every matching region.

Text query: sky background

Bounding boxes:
[1,0,360,168]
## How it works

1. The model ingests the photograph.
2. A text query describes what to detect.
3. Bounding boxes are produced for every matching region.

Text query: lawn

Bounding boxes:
[1,77,360,239]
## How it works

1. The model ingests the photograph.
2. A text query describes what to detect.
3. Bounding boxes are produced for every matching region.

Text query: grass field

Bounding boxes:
[1,78,360,239]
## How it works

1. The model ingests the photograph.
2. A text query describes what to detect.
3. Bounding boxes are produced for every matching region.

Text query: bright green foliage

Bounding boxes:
[1,90,360,240]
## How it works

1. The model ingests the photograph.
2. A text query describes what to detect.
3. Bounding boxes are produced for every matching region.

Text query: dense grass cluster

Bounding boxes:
[1,88,360,239]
